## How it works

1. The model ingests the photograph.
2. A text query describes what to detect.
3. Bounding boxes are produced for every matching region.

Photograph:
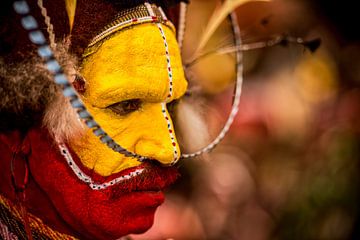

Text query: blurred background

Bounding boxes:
[132,0,360,239]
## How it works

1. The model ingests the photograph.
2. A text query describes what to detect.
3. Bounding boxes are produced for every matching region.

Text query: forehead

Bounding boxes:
[81,23,187,107]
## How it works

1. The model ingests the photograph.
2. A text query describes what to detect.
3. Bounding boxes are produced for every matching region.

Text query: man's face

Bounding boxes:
[28,23,187,239]
[70,23,187,175]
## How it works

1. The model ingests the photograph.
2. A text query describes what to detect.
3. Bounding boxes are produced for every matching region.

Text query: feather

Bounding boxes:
[65,0,77,33]
[194,0,270,57]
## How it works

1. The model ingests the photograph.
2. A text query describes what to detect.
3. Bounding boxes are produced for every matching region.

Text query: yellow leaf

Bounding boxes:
[65,0,77,33]
[194,0,270,56]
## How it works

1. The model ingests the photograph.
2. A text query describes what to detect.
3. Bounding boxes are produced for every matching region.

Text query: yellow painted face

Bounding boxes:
[69,23,188,176]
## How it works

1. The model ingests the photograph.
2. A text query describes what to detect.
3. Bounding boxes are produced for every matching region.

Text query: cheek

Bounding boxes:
[68,103,142,176]
[27,130,164,239]
[68,100,182,175]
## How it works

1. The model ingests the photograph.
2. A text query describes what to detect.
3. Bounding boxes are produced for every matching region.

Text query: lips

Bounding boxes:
[110,163,180,198]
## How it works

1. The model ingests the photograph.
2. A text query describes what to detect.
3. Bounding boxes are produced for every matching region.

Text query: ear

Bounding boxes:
[72,74,86,94]
[0,129,31,201]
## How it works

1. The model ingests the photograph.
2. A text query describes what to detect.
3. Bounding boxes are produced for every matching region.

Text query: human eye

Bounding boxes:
[107,99,142,116]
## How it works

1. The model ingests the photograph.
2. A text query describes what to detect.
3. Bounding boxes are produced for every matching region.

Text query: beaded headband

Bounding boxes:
[83,3,175,58]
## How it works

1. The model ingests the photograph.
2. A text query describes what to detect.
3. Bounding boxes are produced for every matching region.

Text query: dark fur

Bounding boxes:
[0,57,57,131]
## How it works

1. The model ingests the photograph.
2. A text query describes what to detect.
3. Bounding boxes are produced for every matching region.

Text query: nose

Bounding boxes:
[134,103,180,165]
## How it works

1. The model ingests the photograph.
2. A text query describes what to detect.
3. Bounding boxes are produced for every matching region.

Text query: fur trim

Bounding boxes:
[43,92,85,143]
[0,43,84,141]
[40,43,85,142]
[0,56,56,131]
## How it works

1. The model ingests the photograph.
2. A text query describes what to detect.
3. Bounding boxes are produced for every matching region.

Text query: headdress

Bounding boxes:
[3,0,319,162]
[9,0,245,164]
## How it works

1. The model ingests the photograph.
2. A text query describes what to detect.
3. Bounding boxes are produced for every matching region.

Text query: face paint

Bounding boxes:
[69,23,187,177]
[27,127,179,239]
[19,22,187,239]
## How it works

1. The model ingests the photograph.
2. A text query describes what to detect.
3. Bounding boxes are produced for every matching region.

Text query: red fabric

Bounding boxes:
[0,128,179,239]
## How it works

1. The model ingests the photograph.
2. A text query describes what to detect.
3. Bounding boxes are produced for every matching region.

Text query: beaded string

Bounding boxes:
[180,10,243,159]
[145,3,179,164]
[36,0,56,50]
[13,0,148,162]
[89,15,174,47]
[177,2,188,50]
[58,144,144,190]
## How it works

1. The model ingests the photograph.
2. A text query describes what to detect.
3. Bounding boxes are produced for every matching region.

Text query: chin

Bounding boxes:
[78,191,165,239]
[27,128,179,239]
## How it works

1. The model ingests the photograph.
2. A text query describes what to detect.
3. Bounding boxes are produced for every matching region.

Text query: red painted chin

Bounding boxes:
[26,128,179,240]
[81,190,166,239]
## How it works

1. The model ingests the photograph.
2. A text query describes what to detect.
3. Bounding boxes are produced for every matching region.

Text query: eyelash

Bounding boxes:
[107,99,180,116]
[107,99,142,116]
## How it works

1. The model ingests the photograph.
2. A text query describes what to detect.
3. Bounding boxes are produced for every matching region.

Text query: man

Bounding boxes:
[0,0,190,239]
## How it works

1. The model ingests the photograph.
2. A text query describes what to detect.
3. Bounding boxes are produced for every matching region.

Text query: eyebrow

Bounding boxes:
[85,72,186,109]
[86,77,168,108]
